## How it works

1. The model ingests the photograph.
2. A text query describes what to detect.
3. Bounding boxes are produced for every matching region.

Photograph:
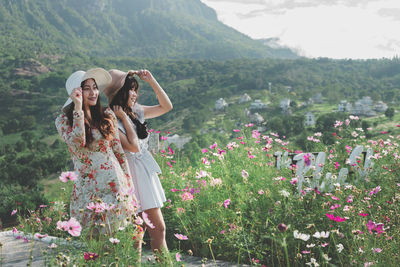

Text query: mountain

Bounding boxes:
[0,0,298,60]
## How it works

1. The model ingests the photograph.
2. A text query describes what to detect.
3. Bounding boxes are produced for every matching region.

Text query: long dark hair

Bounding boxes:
[65,79,115,146]
[109,75,148,139]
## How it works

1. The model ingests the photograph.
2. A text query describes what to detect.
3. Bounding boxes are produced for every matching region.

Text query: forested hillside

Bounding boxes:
[0,0,297,60]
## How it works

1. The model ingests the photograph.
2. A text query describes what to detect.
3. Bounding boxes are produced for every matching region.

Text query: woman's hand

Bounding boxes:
[70,87,82,110]
[136,69,154,83]
[113,105,127,120]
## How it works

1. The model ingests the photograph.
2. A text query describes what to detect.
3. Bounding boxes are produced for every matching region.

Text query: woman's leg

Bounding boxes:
[144,208,168,253]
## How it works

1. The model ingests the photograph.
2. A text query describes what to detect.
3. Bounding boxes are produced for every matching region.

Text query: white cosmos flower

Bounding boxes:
[294,230,310,241]
[337,243,344,253]
[313,231,330,239]
[279,190,290,198]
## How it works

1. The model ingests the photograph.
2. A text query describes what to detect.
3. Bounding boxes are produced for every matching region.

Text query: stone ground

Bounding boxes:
[0,231,247,266]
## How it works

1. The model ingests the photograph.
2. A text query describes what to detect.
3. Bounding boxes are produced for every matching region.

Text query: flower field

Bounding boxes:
[11,117,400,266]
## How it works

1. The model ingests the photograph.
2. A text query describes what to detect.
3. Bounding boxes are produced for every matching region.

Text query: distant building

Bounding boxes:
[239,93,252,104]
[215,98,228,111]
[280,98,291,114]
[250,99,267,110]
[338,100,353,112]
[312,93,323,104]
[373,101,388,112]
[249,113,264,125]
[162,134,192,149]
[304,112,315,126]
[352,96,376,117]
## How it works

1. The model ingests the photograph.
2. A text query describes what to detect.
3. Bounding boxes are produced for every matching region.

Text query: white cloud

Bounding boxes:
[200,0,400,58]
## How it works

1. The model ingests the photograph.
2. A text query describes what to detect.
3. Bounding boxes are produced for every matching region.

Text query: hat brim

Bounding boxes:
[82,68,112,92]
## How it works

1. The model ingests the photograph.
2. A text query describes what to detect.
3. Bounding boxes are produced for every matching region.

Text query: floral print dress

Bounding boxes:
[55,108,137,232]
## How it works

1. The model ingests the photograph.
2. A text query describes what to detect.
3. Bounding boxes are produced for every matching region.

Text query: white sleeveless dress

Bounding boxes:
[118,104,166,213]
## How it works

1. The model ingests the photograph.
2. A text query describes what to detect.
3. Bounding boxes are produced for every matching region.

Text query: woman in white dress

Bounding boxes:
[104,69,173,256]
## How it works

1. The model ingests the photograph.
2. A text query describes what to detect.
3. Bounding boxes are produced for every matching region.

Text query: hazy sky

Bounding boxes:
[200,0,400,59]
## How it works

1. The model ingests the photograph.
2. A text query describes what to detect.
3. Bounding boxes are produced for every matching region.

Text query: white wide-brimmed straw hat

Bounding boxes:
[62,68,112,111]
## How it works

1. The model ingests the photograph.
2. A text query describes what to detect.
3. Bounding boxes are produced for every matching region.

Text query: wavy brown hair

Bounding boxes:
[65,79,115,146]
[109,74,148,139]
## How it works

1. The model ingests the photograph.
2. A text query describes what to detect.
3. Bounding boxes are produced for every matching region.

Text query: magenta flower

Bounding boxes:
[59,171,78,183]
[233,129,240,132]
[201,148,208,153]
[11,209,17,216]
[65,217,82,237]
[12,227,18,233]
[366,220,384,237]
[84,252,99,261]
[326,213,347,222]
[223,199,231,208]
[245,123,254,127]
[174,233,188,240]
[142,212,155,229]
[334,162,340,169]
[160,136,168,140]
[167,161,173,168]
[303,153,311,166]
[359,213,368,217]
[168,146,174,155]
[209,142,217,149]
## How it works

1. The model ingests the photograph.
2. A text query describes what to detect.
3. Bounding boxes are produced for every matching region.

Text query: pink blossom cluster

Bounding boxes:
[57,217,82,236]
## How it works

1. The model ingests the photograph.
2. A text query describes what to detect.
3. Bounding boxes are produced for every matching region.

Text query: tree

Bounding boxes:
[385,107,395,120]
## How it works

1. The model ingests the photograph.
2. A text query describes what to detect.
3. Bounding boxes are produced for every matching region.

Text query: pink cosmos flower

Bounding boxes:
[84,252,99,261]
[245,123,254,127]
[181,192,194,201]
[248,151,255,159]
[241,170,249,179]
[65,217,82,237]
[223,199,231,208]
[174,233,188,240]
[59,171,78,183]
[209,142,217,149]
[155,130,161,134]
[373,248,382,253]
[142,212,155,229]
[167,161,173,168]
[135,216,144,225]
[321,242,329,247]
[23,237,29,243]
[369,186,381,196]
[57,220,68,231]
[160,136,168,140]
[148,129,154,133]
[34,233,48,239]
[39,205,47,208]
[12,227,18,233]
[176,252,182,262]
[220,230,225,234]
[233,129,240,132]
[168,146,174,155]
[290,178,298,184]
[258,190,264,195]
[11,209,17,216]
[359,213,368,217]
[331,196,340,201]
[201,148,208,153]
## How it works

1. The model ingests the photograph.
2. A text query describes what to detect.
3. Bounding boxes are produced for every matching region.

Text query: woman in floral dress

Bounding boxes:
[55,68,137,234]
